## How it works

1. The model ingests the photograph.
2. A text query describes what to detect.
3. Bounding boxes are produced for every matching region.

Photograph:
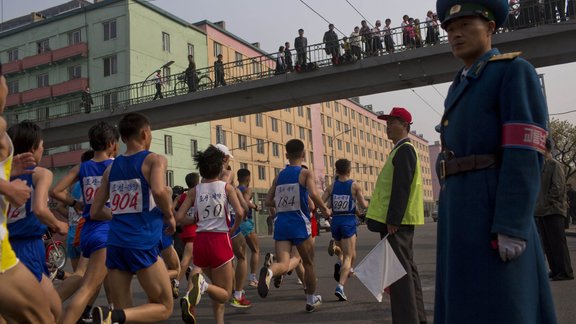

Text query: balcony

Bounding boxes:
[6,93,22,107]
[3,61,22,75]
[40,149,85,168]
[22,86,52,103]
[52,42,88,62]
[22,51,52,70]
[52,77,88,97]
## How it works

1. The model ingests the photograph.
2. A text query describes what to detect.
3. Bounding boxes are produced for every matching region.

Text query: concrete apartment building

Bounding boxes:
[1,0,434,232]
[0,0,210,182]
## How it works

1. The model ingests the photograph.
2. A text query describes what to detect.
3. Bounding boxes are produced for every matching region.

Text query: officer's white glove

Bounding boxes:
[497,234,526,262]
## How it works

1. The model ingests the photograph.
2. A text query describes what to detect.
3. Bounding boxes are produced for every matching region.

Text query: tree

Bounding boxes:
[549,118,576,181]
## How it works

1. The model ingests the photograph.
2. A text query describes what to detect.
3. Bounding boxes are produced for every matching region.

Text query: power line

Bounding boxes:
[431,84,446,100]
[344,0,374,28]
[410,88,442,116]
[549,109,576,116]
[298,0,346,36]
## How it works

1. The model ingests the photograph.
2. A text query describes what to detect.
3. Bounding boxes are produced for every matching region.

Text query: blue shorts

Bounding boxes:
[106,245,160,273]
[67,226,82,259]
[9,237,48,282]
[230,217,242,239]
[159,233,173,251]
[273,214,310,246]
[240,218,255,236]
[80,220,109,258]
[331,215,357,241]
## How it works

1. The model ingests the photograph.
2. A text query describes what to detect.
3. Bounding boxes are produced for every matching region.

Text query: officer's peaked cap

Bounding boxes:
[436,0,508,29]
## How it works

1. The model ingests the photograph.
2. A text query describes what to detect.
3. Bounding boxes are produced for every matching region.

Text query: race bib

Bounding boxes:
[83,176,103,204]
[185,206,196,221]
[197,191,226,220]
[275,183,301,213]
[6,203,26,224]
[332,194,351,212]
[110,179,143,215]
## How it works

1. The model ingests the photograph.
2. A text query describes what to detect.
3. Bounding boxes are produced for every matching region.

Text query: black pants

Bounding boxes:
[296,52,307,65]
[351,45,361,59]
[153,83,163,100]
[367,219,427,324]
[536,215,574,277]
[214,72,226,87]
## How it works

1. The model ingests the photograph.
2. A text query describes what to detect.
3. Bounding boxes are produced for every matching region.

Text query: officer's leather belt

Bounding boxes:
[440,154,499,179]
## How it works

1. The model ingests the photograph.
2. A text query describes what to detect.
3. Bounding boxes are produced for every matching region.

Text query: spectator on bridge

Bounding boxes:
[323,23,340,65]
[425,10,440,45]
[413,18,423,47]
[349,26,362,60]
[401,15,411,48]
[567,183,576,225]
[359,20,372,57]
[185,55,197,93]
[371,20,383,55]
[340,37,353,63]
[383,19,395,53]
[284,42,294,72]
[214,54,226,88]
[544,0,567,22]
[569,0,576,19]
[81,86,93,114]
[275,46,286,74]
[535,139,574,281]
[294,29,308,67]
[153,70,164,100]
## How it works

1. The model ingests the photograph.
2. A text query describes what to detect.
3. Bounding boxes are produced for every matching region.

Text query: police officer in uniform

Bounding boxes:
[434,0,557,323]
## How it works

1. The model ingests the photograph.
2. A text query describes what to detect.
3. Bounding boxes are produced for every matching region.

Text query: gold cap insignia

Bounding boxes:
[449,5,462,15]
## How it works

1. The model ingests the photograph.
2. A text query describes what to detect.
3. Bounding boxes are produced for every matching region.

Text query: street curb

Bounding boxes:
[567,231,576,237]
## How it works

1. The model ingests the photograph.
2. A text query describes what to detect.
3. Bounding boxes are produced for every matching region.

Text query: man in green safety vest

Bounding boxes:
[366,107,426,324]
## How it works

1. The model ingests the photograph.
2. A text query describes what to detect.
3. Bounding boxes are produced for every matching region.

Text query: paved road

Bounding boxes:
[84,220,576,323]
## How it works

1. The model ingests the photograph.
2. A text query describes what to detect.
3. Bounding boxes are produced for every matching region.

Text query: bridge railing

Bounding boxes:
[5,0,570,125]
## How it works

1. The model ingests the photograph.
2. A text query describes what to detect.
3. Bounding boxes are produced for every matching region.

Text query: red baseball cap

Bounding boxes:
[378,107,413,124]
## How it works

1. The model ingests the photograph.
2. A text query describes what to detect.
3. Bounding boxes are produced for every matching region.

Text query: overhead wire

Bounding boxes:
[344,0,374,27]
[410,88,442,116]
[298,0,346,36]
[549,109,576,116]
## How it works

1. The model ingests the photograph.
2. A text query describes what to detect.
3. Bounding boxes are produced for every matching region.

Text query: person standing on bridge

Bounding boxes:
[214,54,226,88]
[185,55,197,93]
[434,0,557,323]
[324,23,340,65]
[365,107,426,324]
[152,70,164,100]
[284,42,294,72]
[294,29,308,68]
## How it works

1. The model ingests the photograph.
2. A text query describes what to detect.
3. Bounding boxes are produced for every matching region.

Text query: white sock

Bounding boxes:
[250,273,257,281]
[233,290,243,300]
[306,294,314,304]
[199,276,209,294]
[337,283,344,290]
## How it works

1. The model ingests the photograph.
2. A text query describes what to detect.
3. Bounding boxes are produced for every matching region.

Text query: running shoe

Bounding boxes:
[264,252,275,268]
[273,274,284,288]
[305,295,322,313]
[334,262,341,282]
[335,286,347,301]
[91,306,112,324]
[327,239,335,256]
[189,273,204,306]
[180,296,196,324]
[249,278,259,287]
[171,278,180,299]
[230,295,252,308]
[257,267,272,298]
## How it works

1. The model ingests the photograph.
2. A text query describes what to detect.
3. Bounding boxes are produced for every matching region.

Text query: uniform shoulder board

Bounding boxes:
[489,52,522,61]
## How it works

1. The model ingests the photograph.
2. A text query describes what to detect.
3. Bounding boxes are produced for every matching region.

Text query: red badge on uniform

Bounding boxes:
[502,123,547,153]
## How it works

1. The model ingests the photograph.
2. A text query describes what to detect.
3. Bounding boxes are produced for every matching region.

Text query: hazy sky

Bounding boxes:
[2,0,575,142]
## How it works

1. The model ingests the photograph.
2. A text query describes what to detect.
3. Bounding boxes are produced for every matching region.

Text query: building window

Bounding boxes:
[235,51,243,66]
[166,170,174,187]
[68,65,81,80]
[326,101,331,108]
[164,135,173,155]
[252,59,261,74]
[336,121,341,132]
[299,126,305,140]
[346,142,351,153]
[351,111,355,120]
[213,42,222,57]
[255,113,263,127]
[337,139,342,150]
[274,168,281,176]
[7,80,18,94]
[68,29,81,45]
[67,101,82,114]
[367,134,371,142]
[162,66,171,80]
[238,134,247,150]
[360,130,364,140]
[190,139,198,157]
[103,55,117,77]
[37,73,49,88]
[162,32,171,52]
[37,39,50,54]
[256,139,265,154]
[238,115,246,122]
[344,106,348,116]
[284,108,291,112]
[240,162,248,170]
[7,48,18,62]
[335,102,339,112]
[366,116,370,125]
[309,151,314,165]
[187,43,195,56]
[272,143,280,157]
[328,136,333,148]
[308,129,312,142]
[103,92,118,111]
[258,165,266,180]
[298,106,304,117]
[103,20,117,41]
[271,117,278,132]
[368,149,372,158]
[361,147,366,157]
[327,117,332,128]
[307,107,311,120]
[286,122,292,135]
[354,144,358,155]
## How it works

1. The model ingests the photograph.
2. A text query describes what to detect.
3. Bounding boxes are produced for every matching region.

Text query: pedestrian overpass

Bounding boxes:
[11,21,576,148]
